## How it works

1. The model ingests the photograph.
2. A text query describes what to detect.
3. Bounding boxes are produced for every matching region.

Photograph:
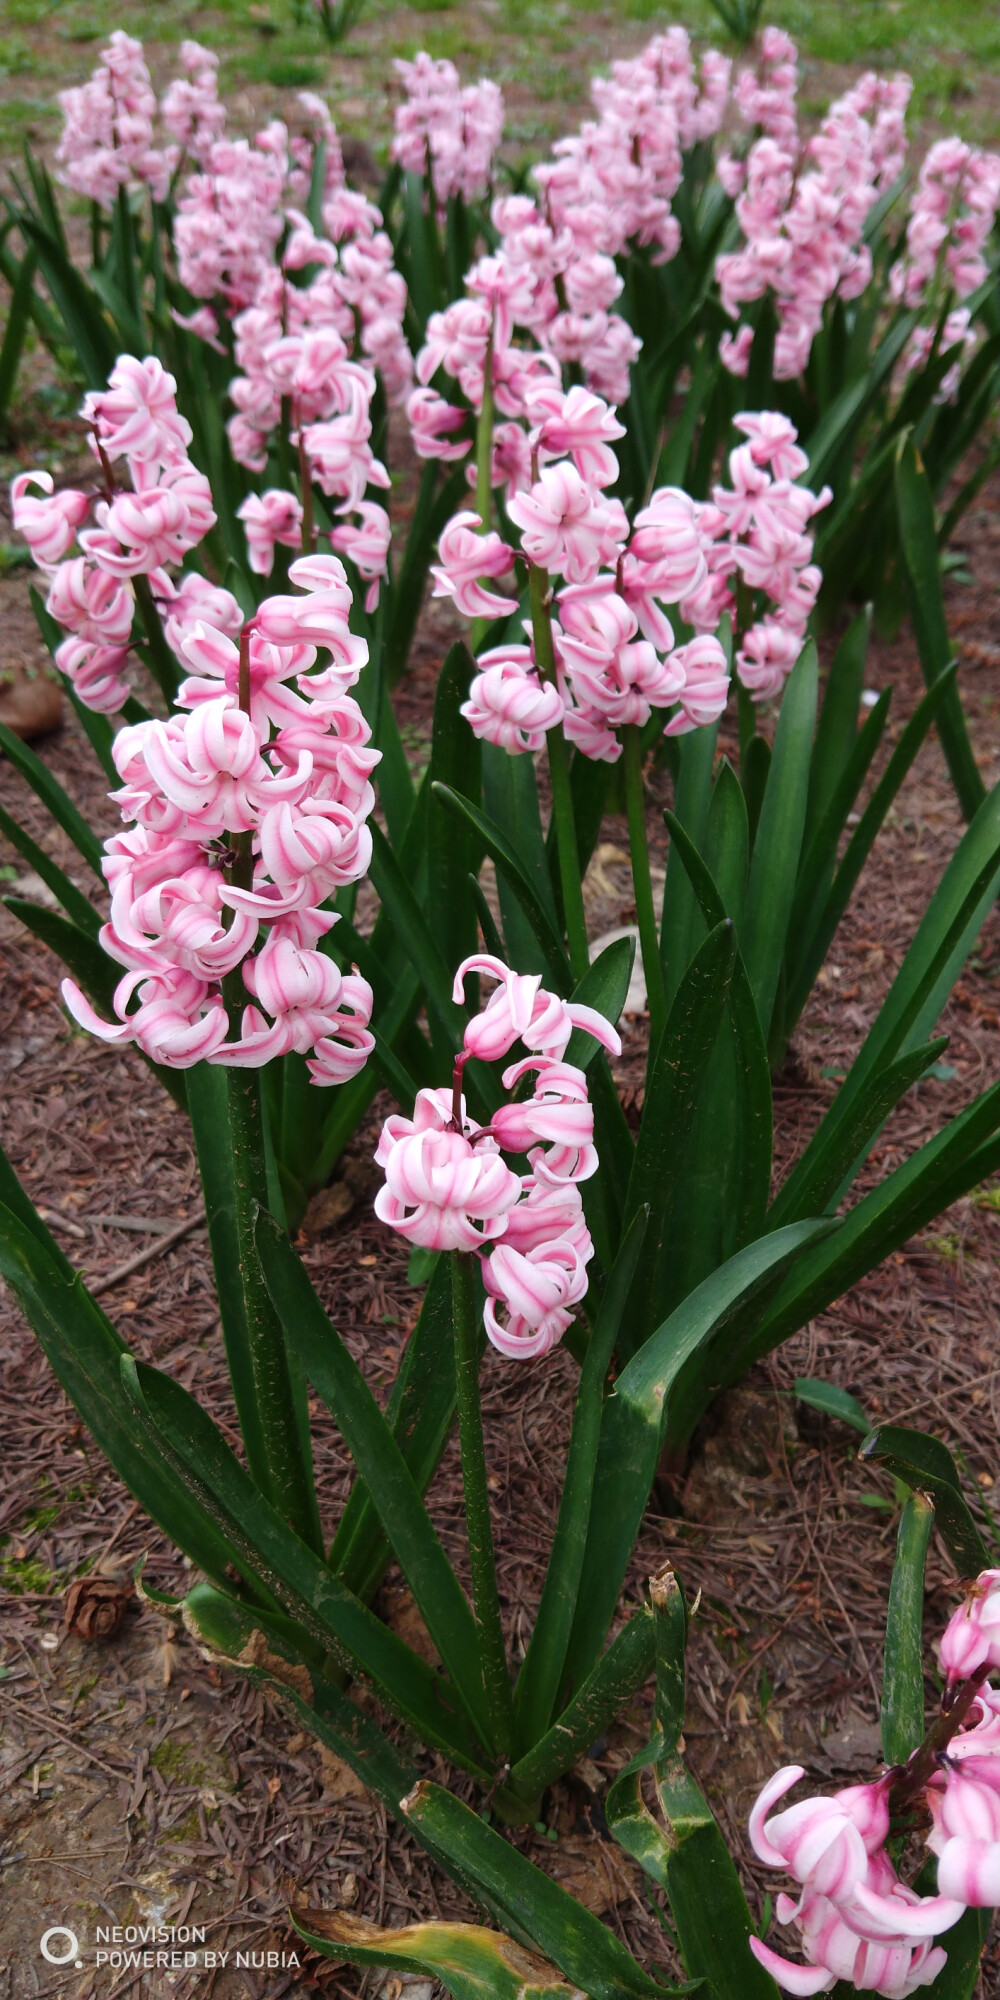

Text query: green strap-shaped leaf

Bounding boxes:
[859,1426,990,1579]
[767,1037,949,1228]
[0,719,104,875]
[659,718,720,1006]
[255,1209,491,1746]
[508,1602,655,1806]
[432,783,573,994]
[793,1378,870,1436]
[399,1783,680,2000]
[121,1357,494,1778]
[658,813,773,1279]
[805,311,917,489]
[330,1255,460,1598]
[805,609,871,843]
[182,1582,422,1811]
[881,1494,934,1766]
[427,641,483,975]
[894,434,985,822]
[0,239,38,424]
[918,1908,992,1999]
[564,1221,831,1691]
[514,1212,647,1743]
[0,804,99,933]
[14,212,117,386]
[817,778,1000,1143]
[484,739,560,978]
[742,640,818,1045]
[368,820,467,1051]
[0,1186,243,1590]
[621,920,736,1355]
[734,1081,1000,1390]
[5,897,187,1112]
[605,1567,781,1999]
[783,666,964,1030]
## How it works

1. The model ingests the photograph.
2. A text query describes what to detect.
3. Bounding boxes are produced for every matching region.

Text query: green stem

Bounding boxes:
[529,561,589,980]
[220,991,323,1556]
[470,319,496,657]
[622,723,666,1050]
[451,1250,515,1761]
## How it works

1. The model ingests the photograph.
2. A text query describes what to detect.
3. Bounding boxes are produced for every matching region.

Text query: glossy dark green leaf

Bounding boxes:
[741,1082,1000,1387]
[805,610,871,843]
[432,783,572,994]
[859,1426,990,1579]
[0,1174,241,1590]
[659,718,719,1006]
[565,1222,830,1689]
[509,1603,655,1807]
[0,719,104,875]
[426,641,482,975]
[483,739,560,979]
[121,1357,494,1777]
[368,820,467,1050]
[255,1209,490,1743]
[621,920,736,1355]
[182,1582,421,1812]
[330,1255,459,1599]
[399,1783,679,2000]
[919,1907,991,1998]
[881,1494,933,1766]
[767,1037,949,1228]
[0,803,99,933]
[0,240,38,423]
[742,641,818,1043]
[784,667,964,1028]
[895,434,984,821]
[514,1213,647,1743]
[793,1378,870,1435]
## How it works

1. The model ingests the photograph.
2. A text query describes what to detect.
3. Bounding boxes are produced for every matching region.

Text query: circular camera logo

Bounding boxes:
[40,1928,82,1967]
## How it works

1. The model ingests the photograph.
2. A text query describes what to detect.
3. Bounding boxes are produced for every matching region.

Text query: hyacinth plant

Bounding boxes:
[285,1422,1000,1999]
[4,31,1000,2000]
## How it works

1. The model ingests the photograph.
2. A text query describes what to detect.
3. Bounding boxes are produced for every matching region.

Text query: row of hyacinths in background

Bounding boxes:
[50,30,1000,524]
[748,1573,1000,1996]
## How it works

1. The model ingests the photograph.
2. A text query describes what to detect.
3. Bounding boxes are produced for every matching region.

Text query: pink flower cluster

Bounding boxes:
[61,554,378,1081]
[406,29,728,425]
[748,1770,960,1996]
[375,956,621,1359]
[392,52,504,209]
[56,31,175,207]
[700,413,830,700]
[749,1572,1000,1996]
[432,387,824,754]
[717,35,912,381]
[11,355,217,714]
[892,139,1000,310]
[890,139,1000,399]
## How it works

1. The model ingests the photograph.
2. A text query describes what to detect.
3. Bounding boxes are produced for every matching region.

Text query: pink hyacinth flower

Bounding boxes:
[454,954,621,1063]
[238,489,304,575]
[507,464,628,587]
[83,354,193,468]
[430,510,516,620]
[482,1233,590,1359]
[927,1767,1000,1906]
[939,1572,1000,1685]
[374,1089,522,1251]
[11,471,90,569]
[461,647,565,753]
[491,1057,597,1182]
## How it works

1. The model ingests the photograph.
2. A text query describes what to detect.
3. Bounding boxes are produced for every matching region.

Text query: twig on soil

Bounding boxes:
[88,1214,204,1296]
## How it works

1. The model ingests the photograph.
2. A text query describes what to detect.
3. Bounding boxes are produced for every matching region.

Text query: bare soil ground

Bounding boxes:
[2,463,1000,1998]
